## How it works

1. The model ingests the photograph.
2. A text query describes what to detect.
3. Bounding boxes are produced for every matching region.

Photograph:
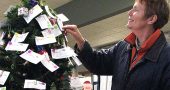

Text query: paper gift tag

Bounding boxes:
[70,77,83,89]
[24,79,46,89]
[41,25,62,37]
[35,35,56,45]
[24,5,43,23]
[53,24,62,36]
[0,32,5,40]
[57,13,69,22]
[0,32,5,45]
[45,5,56,19]
[57,18,64,31]
[11,32,29,43]
[0,40,4,46]
[20,49,45,64]
[41,52,59,72]
[18,7,28,16]
[51,47,77,59]
[36,14,53,29]
[0,70,10,85]
[5,41,29,51]
[0,87,6,90]
[72,56,82,66]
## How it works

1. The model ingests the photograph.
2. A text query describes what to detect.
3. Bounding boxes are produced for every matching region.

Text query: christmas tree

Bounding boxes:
[0,0,78,89]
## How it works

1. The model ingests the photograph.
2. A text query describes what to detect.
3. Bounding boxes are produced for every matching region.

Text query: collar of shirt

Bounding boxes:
[124,29,161,53]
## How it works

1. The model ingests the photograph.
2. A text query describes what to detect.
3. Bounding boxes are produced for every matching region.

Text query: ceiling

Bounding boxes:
[68,0,170,48]
[68,14,170,48]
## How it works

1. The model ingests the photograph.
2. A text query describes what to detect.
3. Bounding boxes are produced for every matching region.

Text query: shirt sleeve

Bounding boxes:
[74,40,122,75]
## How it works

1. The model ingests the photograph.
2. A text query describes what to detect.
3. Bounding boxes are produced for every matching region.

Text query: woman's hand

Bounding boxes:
[63,25,85,49]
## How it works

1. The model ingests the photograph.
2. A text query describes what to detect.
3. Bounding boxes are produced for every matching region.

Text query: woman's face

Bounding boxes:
[127,0,149,30]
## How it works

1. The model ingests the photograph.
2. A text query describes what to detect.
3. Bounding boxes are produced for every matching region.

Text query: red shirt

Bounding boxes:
[125,29,161,70]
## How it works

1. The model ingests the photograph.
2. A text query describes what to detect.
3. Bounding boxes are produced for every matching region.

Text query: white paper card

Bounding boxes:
[0,87,6,90]
[18,7,28,16]
[70,77,83,89]
[41,25,62,37]
[11,32,29,43]
[72,56,82,66]
[45,5,56,19]
[0,70,10,85]
[24,5,43,23]
[51,47,77,59]
[57,13,69,22]
[0,32,5,40]
[36,14,53,29]
[41,52,59,72]
[5,41,29,51]
[35,35,56,45]
[0,32,5,45]
[20,49,45,64]
[24,80,46,89]
[0,40,4,46]
[57,18,64,31]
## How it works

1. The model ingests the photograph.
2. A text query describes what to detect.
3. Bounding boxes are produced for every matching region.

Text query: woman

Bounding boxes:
[63,0,170,90]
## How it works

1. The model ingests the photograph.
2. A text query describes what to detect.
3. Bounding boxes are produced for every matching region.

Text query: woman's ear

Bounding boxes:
[147,15,158,25]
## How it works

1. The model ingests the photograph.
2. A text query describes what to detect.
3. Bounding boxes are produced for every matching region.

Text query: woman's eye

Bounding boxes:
[132,6,138,11]
[134,8,137,11]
